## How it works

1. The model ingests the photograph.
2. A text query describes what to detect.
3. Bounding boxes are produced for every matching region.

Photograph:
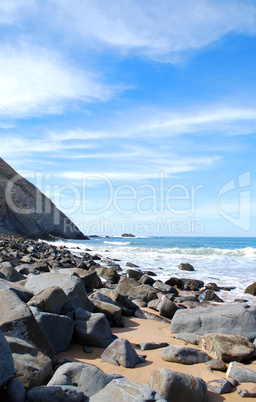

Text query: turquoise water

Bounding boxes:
[51,236,256,302]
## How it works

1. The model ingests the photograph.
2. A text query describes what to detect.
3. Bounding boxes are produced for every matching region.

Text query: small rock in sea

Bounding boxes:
[126,262,139,268]
[183,279,204,291]
[198,290,223,303]
[205,282,220,291]
[245,282,256,295]
[207,379,232,394]
[178,263,194,271]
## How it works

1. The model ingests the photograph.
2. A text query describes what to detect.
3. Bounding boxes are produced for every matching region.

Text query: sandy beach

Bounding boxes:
[59,309,256,401]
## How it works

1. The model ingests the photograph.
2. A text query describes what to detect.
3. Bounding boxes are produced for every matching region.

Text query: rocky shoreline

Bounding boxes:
[1,235,256,401]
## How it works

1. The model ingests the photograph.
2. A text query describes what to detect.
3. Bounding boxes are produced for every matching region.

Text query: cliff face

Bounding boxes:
[0,158,88,240]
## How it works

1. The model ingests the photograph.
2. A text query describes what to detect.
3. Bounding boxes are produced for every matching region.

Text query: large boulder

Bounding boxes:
[48,362,122,397]
[161,345,210,364]
[179,263,194,271]
[116,277,158,303]
[227,361,256,383]
[92,299,122,323]
[94,266,120,283]
[199,333,254,363]
[30,307,74,353]
[27,385,84,401]
[0,278,33,302]
[7,336,53,389]
[27,286,72,314]
[171,303,256,340]
[101,338,145,368]
[157,297,178,319]
[0,330,15,388]
[25,272,94,311]
[245,282,256,296]
[149,368,208,402]
[89,378,165,402]
[0,262,26,282]
[0,289,54,360]
[74,313,114,348]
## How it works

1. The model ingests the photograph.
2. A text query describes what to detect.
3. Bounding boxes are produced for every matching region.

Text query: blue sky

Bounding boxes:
[1,0,256,236]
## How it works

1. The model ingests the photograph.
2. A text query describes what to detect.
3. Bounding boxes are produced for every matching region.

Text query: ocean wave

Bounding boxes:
[103,241,131,245]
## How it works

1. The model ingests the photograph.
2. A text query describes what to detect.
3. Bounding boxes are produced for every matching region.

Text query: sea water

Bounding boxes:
[50,236,256,303]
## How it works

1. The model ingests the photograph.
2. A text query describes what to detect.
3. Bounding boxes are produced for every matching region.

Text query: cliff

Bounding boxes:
[0,158,88,240]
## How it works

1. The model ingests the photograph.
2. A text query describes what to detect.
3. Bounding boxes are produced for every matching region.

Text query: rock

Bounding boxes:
[83,346,92,353]
[139,274,155,286]
[0,278,33,302]
[153,281,178,295]
[149,368,208,402]
[122,233,135,237]
[126,268,143,280]
[25,272,94,311]
[171,303,256,340]
[207,379,232,394]
[90,378,164,402]
[48,362,122,397]
[7,336,53,389]
[30,307,74,353]
[0,330,15,388]
[226,361,256,383]
[72,269,98,293]
[157,297,179,319]
[116,277,157,303]
[0,262,26,282]
[27,286,72,314]
[179,263,194,271]
[161,345,210,364]
[0,289,54,360]
[184,279,204,291]
[165,277,183,289]
[245,282,256,296]
[94,266,120,283]
[6,379,26,402]
[148,299,160,310]
[144,270,157,276]
[126,262,139,267]
[101,338,145,368]
[176,332,202,345]
[75,307,91,321]
[27,385,84,401]
[205,283,220,291]
[92,299,122,322]
[199,333,254,363]
[206,359,227,371]
[238,388,256,397]
[74,313,114,348]
[138,342,169,351]
[0,157,87,239]
[198,290,223,303]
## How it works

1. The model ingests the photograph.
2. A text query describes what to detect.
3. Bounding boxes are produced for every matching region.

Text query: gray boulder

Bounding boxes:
[176,332,202,345]
[27,286,72,314]
[27,385,84,401]
[198,290,223,303]
[7,336,52,389]
[245,282,256,296]
[25,272,94,311]
[0,262,26,282]
[126,268,143,280]
[207,379,232,394]
[94,266,120,283]
[171,303,256,340]
[74,313,114,347]
[161,345,210,364]
[0,278,33,302]
[205,359,227,371]
[116,277,158,303]
[139,274,155,286]
[0,289,54,360]
[138,342,169,351]
[149,368,207,402]
[153,281,178,295]
[6,379,26,402]
[226,361,256,383]
[89,378,165,401]
[238,388,256,397]
[30,307,74,353]
[199,333,254,362]
[101,338,145,368]
[179,263,194,271]
[92,299,122,322]
[157,297,178,319]
[0,330,15,388]
[48,362,122,397]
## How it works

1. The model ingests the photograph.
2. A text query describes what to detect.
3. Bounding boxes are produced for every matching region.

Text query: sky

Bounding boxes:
[0,0,256,237]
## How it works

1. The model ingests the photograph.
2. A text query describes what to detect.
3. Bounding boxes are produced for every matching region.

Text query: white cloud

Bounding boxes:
[0,0,36,25]
[0,42,117,118]
[48,0,256,61]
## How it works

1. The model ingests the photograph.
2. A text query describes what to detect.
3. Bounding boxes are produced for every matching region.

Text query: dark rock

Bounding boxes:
[101,338,145,368]
[238,388,256,397]
[179,263,194,271]
[205,282,220,291]
[184,279,204,291]
[122,233,135,237]
[0,289,54,360]
[25,272,94,311]
[198,290,223,303]
[199,333,254,363]
[157,297,179,319]
[74,313,114,348]
[0,329,15,388]
[48,362,122,397]
[207,379,232,394]
[6,379,26,402]
[227,361,256,383]
[90,378,164,401]
[139,274,155,286]
[27,385,84,401]
[126,268,143,280]
[206,359,227,371]
[0,262,26,282]
[27,286,72,314]
[0,157,88,239]
[92,299,122,322]
[126,261,139,267]
[149,368,208,402]
[0,278,33,302]
[138,342,169,351]
[71,269,98,293]
[144,270,157,276]
[165,277,183,289]
[171,303,256,340]
[245,282,256,296]
[30,307,74,353]
[94,266,120,283]
[176,332,202,345]
[153,280,178,294]
[83,346,92,353]
[116,277,157,303]
[161,345,210,364]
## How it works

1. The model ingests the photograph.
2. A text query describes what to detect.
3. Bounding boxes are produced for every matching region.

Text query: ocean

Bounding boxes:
[50,236,256,303]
